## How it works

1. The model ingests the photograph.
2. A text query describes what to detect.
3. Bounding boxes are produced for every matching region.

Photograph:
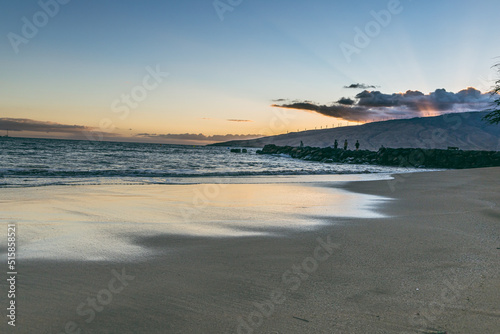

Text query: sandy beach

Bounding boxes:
[1,168,499,333]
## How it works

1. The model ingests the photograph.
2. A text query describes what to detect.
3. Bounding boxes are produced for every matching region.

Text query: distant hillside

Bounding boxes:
[209,111,500,151]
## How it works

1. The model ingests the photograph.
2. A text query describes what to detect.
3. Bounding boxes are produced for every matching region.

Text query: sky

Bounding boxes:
[1,0,500,145]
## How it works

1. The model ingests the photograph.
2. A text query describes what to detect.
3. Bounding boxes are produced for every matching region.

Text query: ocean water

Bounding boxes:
[0,137,425,188]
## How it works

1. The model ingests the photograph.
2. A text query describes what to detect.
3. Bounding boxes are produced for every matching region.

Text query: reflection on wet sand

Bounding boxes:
[0,176,391,261]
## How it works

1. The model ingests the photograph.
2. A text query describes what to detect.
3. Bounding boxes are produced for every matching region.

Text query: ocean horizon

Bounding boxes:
[0,136,427,188]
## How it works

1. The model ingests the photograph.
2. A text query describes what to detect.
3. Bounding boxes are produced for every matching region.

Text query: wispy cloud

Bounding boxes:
[272,87,495,122]
[227,119,253,122]
[0,118,93,133]
[344,83,378,89]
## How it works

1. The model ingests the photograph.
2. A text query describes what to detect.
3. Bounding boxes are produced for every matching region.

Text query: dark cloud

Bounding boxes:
[355,88,491,111]
[272,88,495,122]
[227,119,253,122]
[337,97,355,105]
[271,102,377,122]
[136,133,262,142]
[344,83,378,89]
[0,118,92,133]
[272,99,287,102]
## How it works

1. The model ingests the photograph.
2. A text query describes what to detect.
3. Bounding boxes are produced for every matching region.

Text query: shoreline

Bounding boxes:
[0,167,431,189]
[1,168,499,333]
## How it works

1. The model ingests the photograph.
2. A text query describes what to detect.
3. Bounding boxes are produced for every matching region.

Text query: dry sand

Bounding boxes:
[1,168,499,333]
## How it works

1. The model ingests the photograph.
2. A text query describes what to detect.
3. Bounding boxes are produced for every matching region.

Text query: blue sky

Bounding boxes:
[1,0,500,143]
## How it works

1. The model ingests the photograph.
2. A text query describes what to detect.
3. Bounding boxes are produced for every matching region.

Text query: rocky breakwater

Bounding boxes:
[256,144,500,169]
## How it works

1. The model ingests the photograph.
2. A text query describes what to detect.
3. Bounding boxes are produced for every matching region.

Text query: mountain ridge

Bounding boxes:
[209,111,500,151]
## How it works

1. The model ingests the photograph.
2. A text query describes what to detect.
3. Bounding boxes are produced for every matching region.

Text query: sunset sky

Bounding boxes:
[1,0,500,144]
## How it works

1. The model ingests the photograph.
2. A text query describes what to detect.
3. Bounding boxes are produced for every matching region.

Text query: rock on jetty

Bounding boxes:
[256,144,500,169]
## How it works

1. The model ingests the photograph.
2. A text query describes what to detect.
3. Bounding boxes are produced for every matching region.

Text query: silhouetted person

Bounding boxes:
[333,139,338,149]
[355,140,360,151]
[343,139,348,150]
[300,140,304,147]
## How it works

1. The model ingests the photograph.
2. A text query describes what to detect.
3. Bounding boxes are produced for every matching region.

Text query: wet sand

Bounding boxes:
[1,168,499,333]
